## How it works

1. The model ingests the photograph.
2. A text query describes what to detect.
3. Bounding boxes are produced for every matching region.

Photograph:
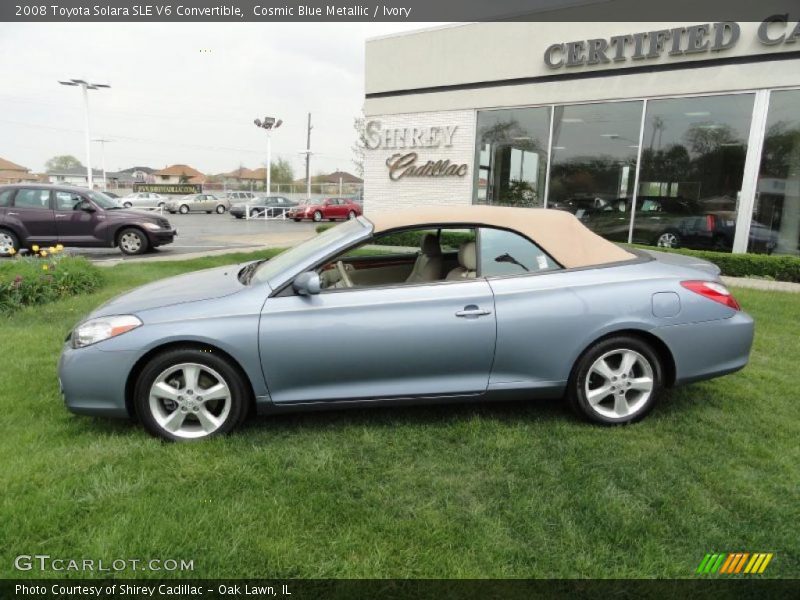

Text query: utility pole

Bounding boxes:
[93,138,112,190]
[58,79,110,190]
[305,113,313,200]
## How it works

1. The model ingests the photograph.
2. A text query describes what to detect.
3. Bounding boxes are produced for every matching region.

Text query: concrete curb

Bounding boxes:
[92,245,269,267]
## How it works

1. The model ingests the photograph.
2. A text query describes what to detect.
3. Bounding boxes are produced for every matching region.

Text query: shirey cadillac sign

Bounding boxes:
[364,120,469,181]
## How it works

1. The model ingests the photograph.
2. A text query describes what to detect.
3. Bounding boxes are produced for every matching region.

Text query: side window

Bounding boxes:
[0,189,13,207]
[55,191,84,211]
[13,189,51,209]
[478,228,560,277]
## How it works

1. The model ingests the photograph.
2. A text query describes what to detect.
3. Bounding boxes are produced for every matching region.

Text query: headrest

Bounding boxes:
[458,241,477,271]
[419,233,441,256]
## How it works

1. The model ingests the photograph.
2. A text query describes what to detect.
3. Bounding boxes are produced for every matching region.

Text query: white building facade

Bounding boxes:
[363,20,800,256]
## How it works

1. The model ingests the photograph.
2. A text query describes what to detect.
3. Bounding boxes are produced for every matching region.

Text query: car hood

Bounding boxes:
[90,264,246,317]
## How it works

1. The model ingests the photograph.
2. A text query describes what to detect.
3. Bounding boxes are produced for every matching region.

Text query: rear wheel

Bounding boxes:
[313,210,323,222]
[0,229,20,257]
[117,227,149,255]
[567,335,662,425]
[656,231,681,249]
[348,210,356,220]
[293,218,301,222]
[250,208,262,218]
[134,348,249,441]
[216,204,226,214]
[123,202,133,208]
[157,202,165,209]
[179,204,190,214]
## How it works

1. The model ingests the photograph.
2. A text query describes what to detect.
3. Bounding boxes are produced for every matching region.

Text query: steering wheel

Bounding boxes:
[336,261,354,288]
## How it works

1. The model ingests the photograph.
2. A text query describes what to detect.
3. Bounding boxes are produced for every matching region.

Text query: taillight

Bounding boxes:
[681,280,740,311]
[706,214,715,231]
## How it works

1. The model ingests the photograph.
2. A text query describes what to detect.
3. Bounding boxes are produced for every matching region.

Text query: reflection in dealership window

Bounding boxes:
[547,101,642,242]
[634,94,754,251]
[474,107,550,207]
[751,90,800,256]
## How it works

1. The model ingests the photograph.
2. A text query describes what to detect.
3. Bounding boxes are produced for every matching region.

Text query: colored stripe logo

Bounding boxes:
[696,552,773,574]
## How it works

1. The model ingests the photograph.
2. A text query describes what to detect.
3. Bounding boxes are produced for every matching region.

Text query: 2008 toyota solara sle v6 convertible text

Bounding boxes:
[58,206,754,441]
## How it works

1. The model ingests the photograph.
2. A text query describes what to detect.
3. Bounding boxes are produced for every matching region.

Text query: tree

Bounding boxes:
[352,114,366,178]
[270,158,294,185]
[45,155,82,172]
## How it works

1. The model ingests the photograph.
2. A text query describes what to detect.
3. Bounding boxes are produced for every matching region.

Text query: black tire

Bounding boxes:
[117,227,149,255]
[250,208,261,218]
[293,218,301,222]
[134,347,250,442]
[567,335,663,425]
[123,202,133,208]
[168,210,177,214]
[216,205,226,214]
[655,230,681,249]
[179,204,190,214]
[0,228,20,257]
[157,202,165,209]
[348,210,356,220]
[313,211,323,222]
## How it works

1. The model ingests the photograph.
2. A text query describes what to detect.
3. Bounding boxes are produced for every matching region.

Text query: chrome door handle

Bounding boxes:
[455,306,492,318]
[7,211,17,216]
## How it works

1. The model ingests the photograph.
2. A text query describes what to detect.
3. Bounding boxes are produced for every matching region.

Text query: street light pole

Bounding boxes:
[93,138,112,190]
[58,79,110,190]
[254,116,282,196]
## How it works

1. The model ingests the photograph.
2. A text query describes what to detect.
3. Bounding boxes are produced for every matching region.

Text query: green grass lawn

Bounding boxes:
[1,251,798,579]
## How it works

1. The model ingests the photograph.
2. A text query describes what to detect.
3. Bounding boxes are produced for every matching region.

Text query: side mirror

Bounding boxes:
[293,271,321,296]
[78,200,96,212]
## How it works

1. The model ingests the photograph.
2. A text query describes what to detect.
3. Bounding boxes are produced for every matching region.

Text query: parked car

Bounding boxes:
[671,212,779,254]
[226,191,258,203]
[102,191,121,199]
[287,197,363,222]
[58,205,753,441]
[0,184,176,256]
[166,194,230,215]
[119,192,169,209]
[230,196,299,219]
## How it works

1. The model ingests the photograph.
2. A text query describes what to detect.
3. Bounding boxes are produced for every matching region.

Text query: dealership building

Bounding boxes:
[363,20,800,256]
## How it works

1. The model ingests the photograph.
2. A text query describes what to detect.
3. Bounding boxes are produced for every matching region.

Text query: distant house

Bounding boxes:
[293,170,364,186]
[222,167,263,185]
[152,164,206,185]
[0,157,46,184]
[118,166,156,183]
[46,166,133,188]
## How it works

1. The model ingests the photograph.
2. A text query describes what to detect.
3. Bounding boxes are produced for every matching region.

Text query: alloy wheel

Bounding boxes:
[584,349,654,419]
[0,231,17,256]
[180,205,190,214]
[148,362,232,439]
[657,232,679,248]
[313,211,323,222]
[348,211,356,219]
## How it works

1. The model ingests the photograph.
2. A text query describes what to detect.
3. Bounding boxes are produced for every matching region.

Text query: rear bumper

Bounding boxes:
[654,312,754,385]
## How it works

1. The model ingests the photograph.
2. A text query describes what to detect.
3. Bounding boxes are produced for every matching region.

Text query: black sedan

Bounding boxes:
[230,196,298,219]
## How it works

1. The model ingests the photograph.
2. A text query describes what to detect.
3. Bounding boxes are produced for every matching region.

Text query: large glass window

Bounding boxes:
[634,94,754,251]
[547,101,643,242]
[474,107,550,207]
[751,90,800,256]
[478,228,559,276]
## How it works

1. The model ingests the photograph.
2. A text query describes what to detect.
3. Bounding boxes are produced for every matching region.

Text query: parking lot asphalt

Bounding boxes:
[65,213,319,263]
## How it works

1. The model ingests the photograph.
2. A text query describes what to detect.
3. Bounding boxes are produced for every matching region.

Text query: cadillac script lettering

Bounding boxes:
[386,153,469,181]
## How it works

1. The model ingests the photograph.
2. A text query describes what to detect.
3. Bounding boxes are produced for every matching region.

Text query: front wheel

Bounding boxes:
[656,231,681,249]
[117,227,149,255]
[134,348,249,441]
[0,228,20,257]
[347,210,356,220]
[313,211,323,222]
[179,204,190,215]
[250,208,262,218]
[123,202,133,208]
[567,335,662,425]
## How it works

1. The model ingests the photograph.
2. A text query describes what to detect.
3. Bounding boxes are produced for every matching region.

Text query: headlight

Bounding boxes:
[72,315,142,348]
[142,222,161,231]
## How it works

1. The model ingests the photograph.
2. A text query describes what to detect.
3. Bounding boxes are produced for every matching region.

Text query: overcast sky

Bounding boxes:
[0,22,436,178]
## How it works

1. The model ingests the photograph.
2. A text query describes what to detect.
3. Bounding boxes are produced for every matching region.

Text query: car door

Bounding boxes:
[54,190,103,245]
[8,188,57,243]
[259,279,497,404]
[0,188,13,223]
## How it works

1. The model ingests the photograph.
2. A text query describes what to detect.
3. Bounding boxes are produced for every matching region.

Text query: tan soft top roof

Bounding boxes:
[367,206,635,269]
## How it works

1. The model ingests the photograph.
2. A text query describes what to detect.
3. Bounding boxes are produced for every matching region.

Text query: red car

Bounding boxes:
[288,198,362,222]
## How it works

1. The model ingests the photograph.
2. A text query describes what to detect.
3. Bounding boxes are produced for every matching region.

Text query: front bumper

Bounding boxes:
[58,342,137,418]
[146,228,177,247]
[654,311,755,385]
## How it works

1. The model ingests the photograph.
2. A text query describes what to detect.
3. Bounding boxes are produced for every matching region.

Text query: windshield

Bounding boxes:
[250,219,365,285]
[87,191,121,209]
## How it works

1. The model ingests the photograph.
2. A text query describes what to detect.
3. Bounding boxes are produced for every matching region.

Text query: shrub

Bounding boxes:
[0,252,103,313]
[633,245,800,283]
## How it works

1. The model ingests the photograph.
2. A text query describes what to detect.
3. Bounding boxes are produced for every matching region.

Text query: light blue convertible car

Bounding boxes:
[58,206,754,441]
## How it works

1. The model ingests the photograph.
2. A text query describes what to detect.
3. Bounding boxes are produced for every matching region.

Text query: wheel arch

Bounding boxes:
[114,224,147,246]
[569,328,676,388]
[124,340,257,419]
